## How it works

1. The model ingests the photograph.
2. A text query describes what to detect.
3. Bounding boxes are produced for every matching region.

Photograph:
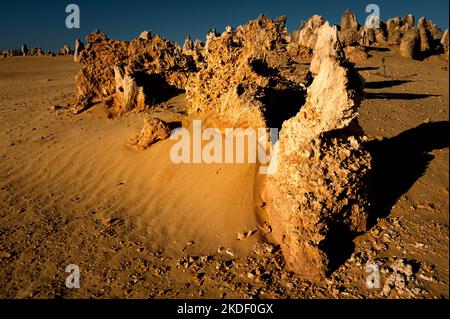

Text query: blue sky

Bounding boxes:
[0,0,448,51]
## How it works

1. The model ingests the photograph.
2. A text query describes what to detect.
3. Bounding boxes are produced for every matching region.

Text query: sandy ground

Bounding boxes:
[0,52,448,299]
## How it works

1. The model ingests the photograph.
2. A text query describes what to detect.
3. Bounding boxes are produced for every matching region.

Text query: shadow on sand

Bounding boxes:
[365,80,411,89]
[326,121,449,274]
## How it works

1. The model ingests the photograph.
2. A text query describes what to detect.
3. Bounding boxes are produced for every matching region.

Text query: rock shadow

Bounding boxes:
[365,92,440,100]
[324,121,449,274]
[365,80,411,89]
[366,121,449,228]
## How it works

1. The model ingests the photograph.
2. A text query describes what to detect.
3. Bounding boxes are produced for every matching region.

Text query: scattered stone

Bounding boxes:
[127,117,171,150]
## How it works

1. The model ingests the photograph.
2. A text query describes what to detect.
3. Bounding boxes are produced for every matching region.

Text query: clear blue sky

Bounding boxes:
[0,0,448,51]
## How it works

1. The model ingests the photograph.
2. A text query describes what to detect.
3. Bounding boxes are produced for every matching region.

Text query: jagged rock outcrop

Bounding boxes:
[264,24,371,282]
[139,30,152,40]
[21,44,28,56]
[183,36,194,52]
[113,63,147,115]
[72,30,195,115]
[59,44,73,56]
[127,117,171,150]
[74,38,84,62]
[340,29,359,47]
[186,15,309,129]
[418,17,432,53]
[310,23,345,75]
[0,49,20,58]
[402,14,415,30]
[341,9,359,32]
[291,15,326,49]
[442,29,449,58]
[399,27,421,59]
[182,36,205,69]
[29,48,45,56]
[344,46,369,63]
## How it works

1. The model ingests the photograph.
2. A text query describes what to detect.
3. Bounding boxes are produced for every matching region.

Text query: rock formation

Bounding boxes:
[341,9,359,32]
[59,44,73,56]
[186,15,309,129]
[344,46,369,63]
[399,27,421,59]
[74,38,84,62]
[128,117,171,150]
[264,24,371,281]
[310,23,345,75]
[72,30,196,115]
[442,29,449,58]
[418,17,432,53]
[182,36,205,69]
[21,44,28,56]
[183,36,194,53]
[292,15,326,49]
[402,14,415,30]
[139,30,152,40]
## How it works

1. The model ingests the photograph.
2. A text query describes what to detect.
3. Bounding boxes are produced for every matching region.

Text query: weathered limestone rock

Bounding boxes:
[418,17,432,53]
[139,30,152,40]
[344,46,369,63]
[74,38,84,62]
[186,15,308,129]
[34,48,45,56]
[429,24,444,42]
[59,44,73,56]
[193,38,204,51]
[388,27,403,46]
[362,28,376,46]
[386,18,397,33]
[113,63,147,115]
[1,49,20,58]
[441,29,449,58]
[374,28,388,45]
[128,117,171,150]
[310,23,345,75]
[402,14,415,30]
[364,15,381,30]
[294,15,326,49]
[183,36,194,53]
[265,28,371,281]
[21,44,28,56]
[340,29,359,47]
[73,30,195,114]
[399,27,421,59]
[182,36,205,69]
[341,9,359,32]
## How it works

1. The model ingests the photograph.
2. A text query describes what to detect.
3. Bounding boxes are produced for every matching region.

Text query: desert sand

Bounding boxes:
[0,48,448,299]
